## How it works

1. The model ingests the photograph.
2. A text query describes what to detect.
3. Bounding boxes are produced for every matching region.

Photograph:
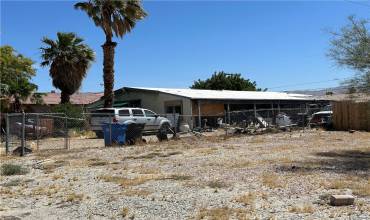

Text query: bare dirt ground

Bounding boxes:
[0,130,369,220]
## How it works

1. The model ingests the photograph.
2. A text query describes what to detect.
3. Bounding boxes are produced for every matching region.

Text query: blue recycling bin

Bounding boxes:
[101,123,128,146]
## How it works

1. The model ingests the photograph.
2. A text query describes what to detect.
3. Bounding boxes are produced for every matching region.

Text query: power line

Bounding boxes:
[345,0,370,8]
[266,77,353,90]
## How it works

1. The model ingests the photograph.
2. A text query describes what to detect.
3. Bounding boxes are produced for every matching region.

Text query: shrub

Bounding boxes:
[52,103,83,119]
[1,163,28,176]
[52,103,84,129]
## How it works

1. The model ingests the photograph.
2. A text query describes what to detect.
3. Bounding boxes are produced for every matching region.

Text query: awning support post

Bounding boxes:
[254,103,257,118]
[198,100,201,127]
[227,104,230,124]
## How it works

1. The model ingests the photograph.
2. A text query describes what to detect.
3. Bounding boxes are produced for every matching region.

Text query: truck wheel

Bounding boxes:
[157,123,170,141]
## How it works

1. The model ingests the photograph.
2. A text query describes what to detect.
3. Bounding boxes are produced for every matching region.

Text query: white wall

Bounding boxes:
[114,91,190,114]
[115,90,194,128]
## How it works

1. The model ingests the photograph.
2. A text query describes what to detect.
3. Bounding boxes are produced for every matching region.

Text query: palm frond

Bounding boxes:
[75,0,146,39]
[40,32,95,100]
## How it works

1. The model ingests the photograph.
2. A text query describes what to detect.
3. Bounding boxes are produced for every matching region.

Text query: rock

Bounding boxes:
[330,195,354,206]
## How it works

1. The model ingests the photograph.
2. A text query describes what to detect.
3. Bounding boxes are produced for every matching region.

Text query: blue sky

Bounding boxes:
[2,0,370,92]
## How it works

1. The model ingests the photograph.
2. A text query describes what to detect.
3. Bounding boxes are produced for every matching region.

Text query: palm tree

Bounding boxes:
[74,0,147,107]
[40,32,95,104]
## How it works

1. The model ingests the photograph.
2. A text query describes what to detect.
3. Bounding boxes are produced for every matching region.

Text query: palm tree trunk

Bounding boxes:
[60,91,70,104]
[14,95,22,113]
[102,37,117,108]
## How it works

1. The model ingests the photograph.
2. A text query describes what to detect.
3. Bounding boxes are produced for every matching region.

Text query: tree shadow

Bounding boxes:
[276,149,370,176]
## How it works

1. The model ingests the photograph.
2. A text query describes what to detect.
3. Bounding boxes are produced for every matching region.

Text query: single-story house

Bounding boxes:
[88,87,329,128]
[20,91,104,113]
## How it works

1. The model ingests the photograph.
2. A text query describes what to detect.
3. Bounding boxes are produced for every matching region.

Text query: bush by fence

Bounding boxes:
[332,101,370,131]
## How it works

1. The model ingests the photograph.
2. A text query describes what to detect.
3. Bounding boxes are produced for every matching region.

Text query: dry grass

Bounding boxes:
[325,177,370,197]
[289,203,315,214]
[52,174,64,180]
[124,151,182,160]
[99,174,163,188]
[277,157,294,164]
[1,179,22,187]
[196,207,230,220]
[261,173,285,189]
[65,192,84,202]
[87,158,108,167]
[234,192,256,207]
[249,137,265,144]
[195,147,218,156]
[327,179,347,189]
[122,189,152,197]
[352,181,370,197]
[207,180,229,189]
[196,207,250,220]
[40,160,68,173]
[131,165,160,175]
[121,207,129,217]
[167,174,193,181]
[31,184,63,197]
[229,160,252,168]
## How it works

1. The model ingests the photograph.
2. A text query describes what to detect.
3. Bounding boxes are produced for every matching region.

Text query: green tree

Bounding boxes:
[52,103,83,119]
[0,46,38,112]
[191,71,265,91]
[40,32,95,104]
[328,16,370,93]
[74,0,147,107]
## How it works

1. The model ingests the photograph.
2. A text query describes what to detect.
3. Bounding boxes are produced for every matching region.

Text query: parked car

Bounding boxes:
[309,110,333,128]
[13,119,49,138]
[90,108,172,140]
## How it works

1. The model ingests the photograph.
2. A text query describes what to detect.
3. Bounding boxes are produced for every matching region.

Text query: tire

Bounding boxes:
[157,123,170,141]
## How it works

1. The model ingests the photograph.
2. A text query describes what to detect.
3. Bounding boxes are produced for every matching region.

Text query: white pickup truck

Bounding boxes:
[90,108,172,140]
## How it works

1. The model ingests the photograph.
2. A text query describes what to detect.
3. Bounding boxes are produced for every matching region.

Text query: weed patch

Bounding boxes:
[99,174,162,187]
[1,164,28,176]
[235,192,256,207]
[289,203,314,213]
[261,173,285,189]
[207,180,229,189]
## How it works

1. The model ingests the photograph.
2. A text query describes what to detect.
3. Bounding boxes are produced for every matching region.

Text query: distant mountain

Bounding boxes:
[285,86,348,96]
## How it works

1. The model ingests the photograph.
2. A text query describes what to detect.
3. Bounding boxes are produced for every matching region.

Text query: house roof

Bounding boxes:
[123,87,316,101]
[23,92,104,105]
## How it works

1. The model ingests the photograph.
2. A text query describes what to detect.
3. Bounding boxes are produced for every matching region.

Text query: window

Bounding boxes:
[144,110,156,117]
[93,109,114,114]
[132,109,144,117]
[92,109,114,117]
[166,106,182,114]
[118,109,130,116]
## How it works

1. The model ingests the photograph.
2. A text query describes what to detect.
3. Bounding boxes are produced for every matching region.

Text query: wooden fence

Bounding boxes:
[332,101,370,131]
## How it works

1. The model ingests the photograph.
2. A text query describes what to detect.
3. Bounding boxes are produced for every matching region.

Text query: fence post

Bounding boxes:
[5,113,9,155]
[198,100,201,127]
[21,112,25,156]
[109,115,112,147]
[227,104,230,124]
[172,111,177,137]
[36,114,39,150]
[64,115,68,149]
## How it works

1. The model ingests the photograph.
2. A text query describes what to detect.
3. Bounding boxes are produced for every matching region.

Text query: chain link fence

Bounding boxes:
[1,107,325,155]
